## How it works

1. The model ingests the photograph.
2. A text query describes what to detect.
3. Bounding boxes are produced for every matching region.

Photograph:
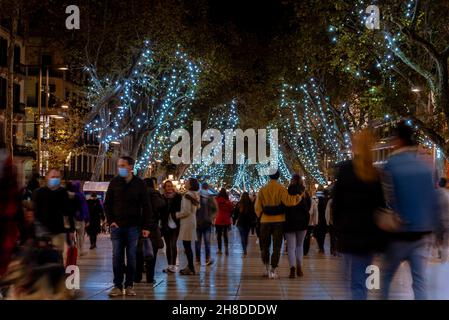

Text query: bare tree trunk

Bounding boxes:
[5,15,18,155]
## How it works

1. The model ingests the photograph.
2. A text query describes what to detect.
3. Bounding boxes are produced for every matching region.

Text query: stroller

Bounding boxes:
[0,236,71,300]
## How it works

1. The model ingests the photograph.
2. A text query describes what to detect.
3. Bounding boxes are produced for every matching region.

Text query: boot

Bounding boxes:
[297,265,304,277]
[289,267,296,278]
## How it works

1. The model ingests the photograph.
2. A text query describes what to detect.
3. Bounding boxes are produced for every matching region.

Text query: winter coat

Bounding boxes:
[234,202,257,228]
[284,185,311,232]
[214,196,234,226]
[196,191,217,229]
[86,198,105,235]
[161,193,182,232]
[176,191,200,241]
[332,160,387,254]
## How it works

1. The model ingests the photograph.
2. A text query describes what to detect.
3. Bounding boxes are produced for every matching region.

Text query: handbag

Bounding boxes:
[374,208,402,233]
[143,237,154,260]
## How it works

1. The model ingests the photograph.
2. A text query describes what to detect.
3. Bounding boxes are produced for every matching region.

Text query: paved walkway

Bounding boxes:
[77,228,418,300]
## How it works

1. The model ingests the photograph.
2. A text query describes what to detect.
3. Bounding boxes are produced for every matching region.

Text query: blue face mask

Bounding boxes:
[118,168,129,178]
[48,178,61,188]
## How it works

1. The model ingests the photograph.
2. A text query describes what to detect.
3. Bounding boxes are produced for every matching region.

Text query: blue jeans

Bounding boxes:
[343,253,374,300]
[238,226,250,254]
[111,226,140,289]
[382,237,429,300]
[285,230,307,267]
[195,226,211,261]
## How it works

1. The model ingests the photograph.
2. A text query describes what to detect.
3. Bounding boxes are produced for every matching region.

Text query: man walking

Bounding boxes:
[105,156,153,297]
[195,182,217,266]
[255,171,302,279]
[382,122,442,300]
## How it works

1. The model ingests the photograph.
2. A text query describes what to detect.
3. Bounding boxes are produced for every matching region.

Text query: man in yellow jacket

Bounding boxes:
[255,171,302,279]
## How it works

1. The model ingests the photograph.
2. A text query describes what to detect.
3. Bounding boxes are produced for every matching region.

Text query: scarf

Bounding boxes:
[164,191,177,199]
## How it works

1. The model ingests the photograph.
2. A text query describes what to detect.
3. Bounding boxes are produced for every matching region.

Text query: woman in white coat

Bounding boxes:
[176,178,200,275]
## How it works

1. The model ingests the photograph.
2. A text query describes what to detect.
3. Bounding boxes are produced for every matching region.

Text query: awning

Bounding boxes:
[82,181,110,192]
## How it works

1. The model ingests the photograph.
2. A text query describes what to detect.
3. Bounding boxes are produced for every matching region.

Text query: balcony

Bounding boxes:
[13,144,35,158]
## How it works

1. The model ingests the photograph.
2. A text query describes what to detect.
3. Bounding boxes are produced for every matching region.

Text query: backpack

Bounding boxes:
[196,195,213,229]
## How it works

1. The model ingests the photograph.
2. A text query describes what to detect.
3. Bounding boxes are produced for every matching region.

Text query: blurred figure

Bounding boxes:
[234,192,257,257]
[214,188,234,256]
[325,189,337,256]
[332,129,386,300]
[437,178,449,261]
[105,156,152,297]
[67,181,89,256]
[176,178,200,275]
[161,180,182,273]
[255,171,301,279]
[135,178,163,283]
[86,192,105,249]
[0,151,20,278]
[382,121,441,300]
[304,193,318,256]
[195,182,217,266]
[314,187,329,254]
[284,174,309,278]
[32,168,75,260]
[22,173,40,202]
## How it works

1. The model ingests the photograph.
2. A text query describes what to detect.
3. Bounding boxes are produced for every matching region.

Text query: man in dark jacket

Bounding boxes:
[105,156,153,297]
[195,182,217,266]
[32,168,75,259]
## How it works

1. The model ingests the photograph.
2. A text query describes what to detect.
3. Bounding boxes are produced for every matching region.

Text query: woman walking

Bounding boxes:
[214,188,234,256]
[176,178,200,275]
[234,192,257,256]
[284,174,309,278]
[332,129,386,300]
[86,192,105,249]
[161,180,182,273]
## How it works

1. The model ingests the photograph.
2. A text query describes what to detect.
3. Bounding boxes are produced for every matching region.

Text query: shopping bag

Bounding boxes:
[427,262,449,300]
[143,238,154,260]
[66,246,78,267]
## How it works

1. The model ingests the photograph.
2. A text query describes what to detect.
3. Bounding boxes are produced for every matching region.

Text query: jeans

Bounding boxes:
[111,226,140,289]
[285,230,307,268]
[382,237,429,300]
[89,233,97,247]
[343,253,374,300]
[216,225,229,252]
[183,241,195,271]
[75,221,85,253]
[195,226,212,261]
[163,228,178,266]
[303,226,314,256]
[259,222,284,268]
[238,226,251,254]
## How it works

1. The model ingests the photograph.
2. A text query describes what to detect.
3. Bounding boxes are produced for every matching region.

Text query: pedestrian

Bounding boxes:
[67,181,89,256]
[325,192,337,256]
[105,156,153,297]
[22,172,40,202]
[86,192,105,249]
[195,182,217,266]
[304,193,318,256]
[314,187,329,254]
[436,178,449,261]
[176,178,200,275]
[32,168,75,262]
[381,121,443,300]
[214,188,234,256]
[135,177,165,284]
[161,180,182,274]
[332,129,386,300]
[284,174,310,278]
[234,192,257,257]
[255,170,302,279]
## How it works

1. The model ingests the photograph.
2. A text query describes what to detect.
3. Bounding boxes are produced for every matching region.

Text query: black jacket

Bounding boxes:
[332,161,387,254]
[234,202,257,228]
[104,175,153,230]
[161,193,182,231]
[86,198,105,235]
[284,184,310,232]
[32,186,75,234]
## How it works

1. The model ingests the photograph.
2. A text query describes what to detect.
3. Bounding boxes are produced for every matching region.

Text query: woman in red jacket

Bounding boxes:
[214,188,234,255]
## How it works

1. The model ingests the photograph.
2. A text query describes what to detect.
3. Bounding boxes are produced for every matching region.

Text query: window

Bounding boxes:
[13,83,21,112]
[13,45,20,67]
[0,37,6,67]
[0,77,6,109]
[41,54,52,68]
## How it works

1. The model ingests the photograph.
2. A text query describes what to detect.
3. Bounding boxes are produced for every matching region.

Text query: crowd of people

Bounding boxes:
[1,121,449,300]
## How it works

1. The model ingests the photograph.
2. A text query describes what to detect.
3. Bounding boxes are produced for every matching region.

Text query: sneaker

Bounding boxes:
[179,268,195,275]
[289,267,296,279]
[169,265,177,273]
[205,259,213,266]
[269,268,279,279]
[262,264,270,277]
[108,287,124,297]
[297,266,304,277]
[125,287,137,296]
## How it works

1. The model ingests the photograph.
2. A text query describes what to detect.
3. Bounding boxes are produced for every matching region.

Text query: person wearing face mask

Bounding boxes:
[104,156,154,297]
[32,168,75,261]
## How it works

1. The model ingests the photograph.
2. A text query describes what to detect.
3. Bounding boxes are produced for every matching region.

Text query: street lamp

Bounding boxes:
[411,87,421,93]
